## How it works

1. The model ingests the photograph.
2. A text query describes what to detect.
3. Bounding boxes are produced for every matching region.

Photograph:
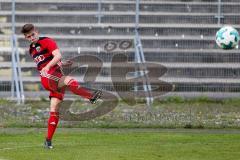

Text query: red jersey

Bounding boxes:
[29,37,61,71]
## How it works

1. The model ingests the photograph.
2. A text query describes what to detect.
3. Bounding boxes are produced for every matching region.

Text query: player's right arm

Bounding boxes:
[41,49,62,73]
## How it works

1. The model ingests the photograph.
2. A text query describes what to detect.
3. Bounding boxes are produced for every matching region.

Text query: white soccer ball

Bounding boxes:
[216,26,239,49]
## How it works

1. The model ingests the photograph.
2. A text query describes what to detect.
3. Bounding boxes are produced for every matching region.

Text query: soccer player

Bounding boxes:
[21,24,102,149]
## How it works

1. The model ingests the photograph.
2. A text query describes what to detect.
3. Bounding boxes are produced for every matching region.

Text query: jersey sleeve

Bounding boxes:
[46,38,59,54]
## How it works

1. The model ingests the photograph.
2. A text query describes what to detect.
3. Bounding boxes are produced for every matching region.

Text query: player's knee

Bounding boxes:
[58,76,74,88]
[50,97,62,112]
[63,76,74,86]
[50,106,59,112]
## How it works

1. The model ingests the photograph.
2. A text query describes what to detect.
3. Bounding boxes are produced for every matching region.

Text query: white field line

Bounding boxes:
[0,143,78,151]
[0,145,42,151]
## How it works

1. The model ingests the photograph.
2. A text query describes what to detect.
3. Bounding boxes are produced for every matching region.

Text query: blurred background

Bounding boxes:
[1,0,240,128]
[1,0,240,103]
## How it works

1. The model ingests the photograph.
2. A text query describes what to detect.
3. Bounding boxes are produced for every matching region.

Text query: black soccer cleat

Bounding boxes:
[89,90,102,104]
[44,139,53,149]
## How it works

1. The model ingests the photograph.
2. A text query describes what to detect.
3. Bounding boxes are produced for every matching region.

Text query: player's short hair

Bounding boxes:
[21,23,35,34]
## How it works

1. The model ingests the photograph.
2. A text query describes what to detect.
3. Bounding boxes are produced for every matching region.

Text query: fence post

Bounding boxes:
[215,0,224,25]
[97,0,103,24]
[134,0,153,111]
[11,0,25,104]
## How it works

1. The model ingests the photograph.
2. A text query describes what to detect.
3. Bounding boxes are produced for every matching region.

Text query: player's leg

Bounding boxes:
[40,67,65,148]
[58,76,102,103]
[44,97,62,149]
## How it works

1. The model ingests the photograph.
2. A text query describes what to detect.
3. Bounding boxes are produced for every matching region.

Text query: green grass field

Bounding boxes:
[0,128,240,160]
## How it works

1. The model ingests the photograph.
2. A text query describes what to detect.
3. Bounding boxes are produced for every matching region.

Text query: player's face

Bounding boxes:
[24,30,39,43]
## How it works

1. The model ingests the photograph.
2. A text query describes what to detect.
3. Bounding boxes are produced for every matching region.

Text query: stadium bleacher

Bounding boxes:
[1,0,240,98]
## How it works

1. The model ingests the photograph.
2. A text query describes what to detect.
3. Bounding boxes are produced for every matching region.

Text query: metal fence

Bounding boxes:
[0,0,240,103]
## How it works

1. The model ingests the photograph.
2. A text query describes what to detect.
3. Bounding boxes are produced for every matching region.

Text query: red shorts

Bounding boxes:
[40,66,65,100]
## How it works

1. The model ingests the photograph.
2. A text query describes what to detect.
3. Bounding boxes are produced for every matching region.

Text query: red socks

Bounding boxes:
[46,112,59,141]
[67,80,92,99]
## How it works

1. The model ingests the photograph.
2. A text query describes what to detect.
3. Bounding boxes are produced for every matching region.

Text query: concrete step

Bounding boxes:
[1,0,239,3]
[1,1,240,13]
[3,22,240,28]
[3,24,233,37]
[12,34,216,49]
[2,48,240,63]
[2,23,237,40]
[2,12,239,24]
[9,34,215,40]
[19,39,217,50]
[1,75,240,84]
[4,62,240,68]
[18,67,240,79]
[0,78,240,94]
[5,10,239,16]
[1,76,240,93]
[1,62,240,79]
